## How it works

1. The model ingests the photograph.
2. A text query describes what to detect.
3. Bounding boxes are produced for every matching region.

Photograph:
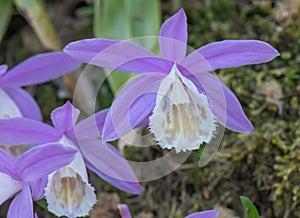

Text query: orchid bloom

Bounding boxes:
[0,102,141,217]
[0,52,80,120]
[118,204,218,218]
[64,8,279,152]
[0,143,76,218]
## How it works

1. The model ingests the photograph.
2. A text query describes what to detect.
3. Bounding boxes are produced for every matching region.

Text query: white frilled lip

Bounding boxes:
[45,135,97,217]
[0,88,22,119]
[0,172,22,205]
[149,64,216,152]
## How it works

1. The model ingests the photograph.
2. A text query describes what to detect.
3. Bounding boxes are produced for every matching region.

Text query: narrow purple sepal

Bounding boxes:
[50,101,80,135]
[0,118,60,146]
[185,210,218,218]
[159,8,187,62]
[192,40,279,70]
[16,143,77,181]
[64,39,162,73]
[7,184,33,218]
[4,87,42,121]
[0,52,81,87]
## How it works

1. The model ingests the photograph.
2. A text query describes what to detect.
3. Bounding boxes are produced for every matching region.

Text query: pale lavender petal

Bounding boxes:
[103,73,163,142]
[4,87,42,120]
[0,52,80,87]
[159,8,187,62]
[186,40,279,70]
[0,148,16,177]
[0,64,8,76]
[191,73,253,133]
[50,101,80,134]
[64,39,172,74]
[16,143,77,181]
[117,204,132,218]
[30,177,48,200]
[0,172,22,205]
[7,184,33,218]
[185,210,218,218]
[78,139,142,194]
[0,118,60,145]
[71,109,109,141]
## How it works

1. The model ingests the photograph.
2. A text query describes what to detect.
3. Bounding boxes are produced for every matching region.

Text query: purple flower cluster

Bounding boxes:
[0,8,278,218]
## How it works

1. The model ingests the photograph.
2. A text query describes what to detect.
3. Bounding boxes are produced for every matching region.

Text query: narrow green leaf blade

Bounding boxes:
[36,198,48,211]
[93,0,133,93]
[0,0,13,42]
[240,196,260,218]
[94,0,131,39]
[93,0,161,93]
[13,0,61,50]
[125,0,161,50]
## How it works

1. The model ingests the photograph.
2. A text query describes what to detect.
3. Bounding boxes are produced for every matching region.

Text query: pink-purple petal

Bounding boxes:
[78,139,142,194]
[0,118,60,146]
[118,204,132,218]
[0,52,80,87]
[7,184,33,218]
[189,40,279,70]
[103,74,163,142]
[159,8,187,62]
[192,73,253,133]
[16,143,77,181]
[64,38,165,73]
[4,87,42,121]
[185,210,218,218]
[50,101,80,134]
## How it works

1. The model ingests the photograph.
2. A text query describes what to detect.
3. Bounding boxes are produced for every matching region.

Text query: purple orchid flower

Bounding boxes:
[64,8,279,152]
[0,143,76,218]
[118,204,218,218]
[0,52,80,120]
[0,101,141,217]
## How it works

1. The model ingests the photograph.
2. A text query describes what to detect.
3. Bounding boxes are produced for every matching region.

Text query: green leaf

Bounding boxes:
[13,0,61,50]
[0,0,13,42]
[240,196,260,218]
[125,0,161,50]
[35,198,48,211]
[93,0,161,94]
[93,0,133,94]
[94,0,131,39]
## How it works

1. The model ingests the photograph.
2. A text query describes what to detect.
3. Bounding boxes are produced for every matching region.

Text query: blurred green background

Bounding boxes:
[0,0,299,217]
